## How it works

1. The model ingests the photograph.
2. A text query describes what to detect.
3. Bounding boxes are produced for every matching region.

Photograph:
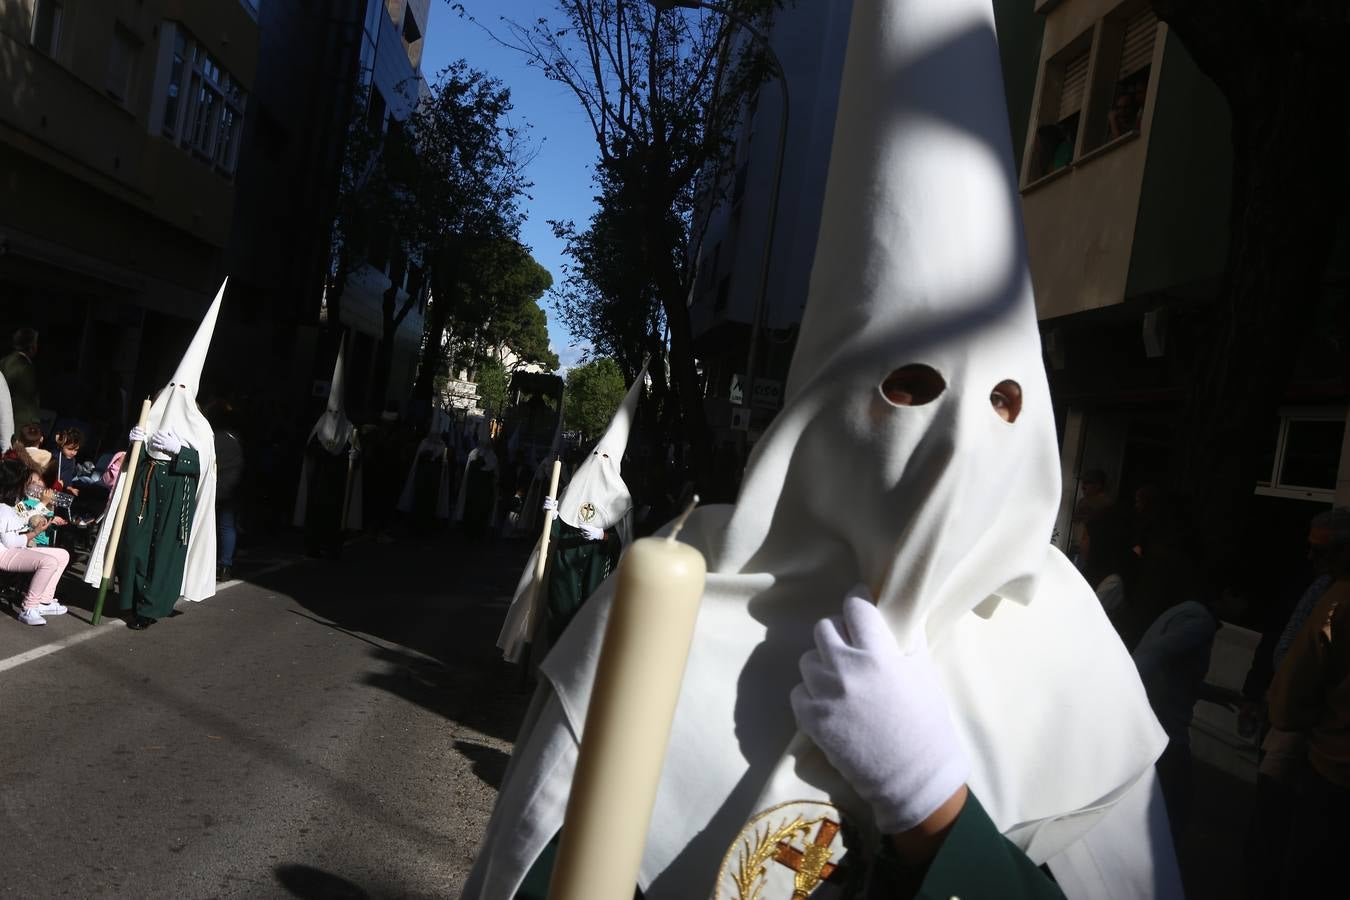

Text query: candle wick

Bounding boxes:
[668,494,700,543]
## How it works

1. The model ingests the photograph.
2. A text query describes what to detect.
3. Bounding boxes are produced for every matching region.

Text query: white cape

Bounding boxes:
[0,370,14,451]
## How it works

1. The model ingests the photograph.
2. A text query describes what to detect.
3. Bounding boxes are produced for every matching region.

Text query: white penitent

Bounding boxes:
[293,336,363,530]
[495,363,646,664]
[0,369,14,452]
[461,1,1176,898]
[84,280,225,603]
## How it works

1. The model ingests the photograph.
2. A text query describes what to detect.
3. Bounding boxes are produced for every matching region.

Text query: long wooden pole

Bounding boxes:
[339,441,357,534]
[91,399,151,625]
[524,459,564,644]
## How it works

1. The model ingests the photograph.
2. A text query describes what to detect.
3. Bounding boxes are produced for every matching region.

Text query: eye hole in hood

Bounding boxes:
[880,364,946,407]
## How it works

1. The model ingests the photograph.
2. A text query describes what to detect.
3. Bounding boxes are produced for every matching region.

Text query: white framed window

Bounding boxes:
[156,24,247,176]
[1254,408,1346,501]
[30,0,64,59]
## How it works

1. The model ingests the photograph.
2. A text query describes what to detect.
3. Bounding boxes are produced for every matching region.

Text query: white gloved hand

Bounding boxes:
[542,496,558,512]
[791,589,970,835]
[150,430,183,456]
[128,426,148,444]
[580,523,604,541]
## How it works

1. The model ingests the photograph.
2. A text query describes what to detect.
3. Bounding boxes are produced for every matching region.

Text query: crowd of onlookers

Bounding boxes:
[1070,469,1349,897]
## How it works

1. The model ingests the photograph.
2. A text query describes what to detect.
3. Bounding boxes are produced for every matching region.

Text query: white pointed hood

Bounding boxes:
[85,280,224,603]
[554,361,644,535]
[462,3,1170,898]
[0,369,13,452]
[311,336,355,455]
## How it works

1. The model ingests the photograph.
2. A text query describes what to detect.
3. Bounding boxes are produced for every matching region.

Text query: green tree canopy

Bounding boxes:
[476,356,509,418]
[564,357,628,443]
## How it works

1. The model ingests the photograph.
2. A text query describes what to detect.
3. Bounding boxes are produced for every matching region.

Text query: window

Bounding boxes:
[159,28,247,175]
[1029,43,1088,181]
[30,0,63,58]
[714,274,731,313]
[367,87,387,135]
[401,8,423,69]
[1255,410,1346,500]
[106,25,142,103]
[1092,7,1157,149]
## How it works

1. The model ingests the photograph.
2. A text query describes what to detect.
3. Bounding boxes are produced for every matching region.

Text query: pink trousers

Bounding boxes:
[0,546,70,609]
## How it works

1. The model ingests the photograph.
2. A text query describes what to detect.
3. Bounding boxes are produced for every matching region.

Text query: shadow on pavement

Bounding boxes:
[248,530,535,743]
[454,739,511,789]
[1178,756,1256,900]
[274,863,370,899]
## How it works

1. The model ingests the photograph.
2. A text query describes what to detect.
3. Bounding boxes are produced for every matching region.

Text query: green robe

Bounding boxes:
[118,447,200,620]
[461,458,497,540]
[545,518,622,646]
[514,793,1062,899]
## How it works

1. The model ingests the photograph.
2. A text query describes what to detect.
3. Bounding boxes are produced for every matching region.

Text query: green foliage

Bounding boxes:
[564,358,629,442]
[476,357,509,418]
[436,238,559,373]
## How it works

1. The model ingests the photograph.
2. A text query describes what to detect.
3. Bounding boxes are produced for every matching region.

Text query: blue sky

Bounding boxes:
[420,0,599,374]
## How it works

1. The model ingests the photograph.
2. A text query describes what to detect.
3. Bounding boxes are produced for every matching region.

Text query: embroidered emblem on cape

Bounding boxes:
[579,502,597,522]
[715,800,857,900]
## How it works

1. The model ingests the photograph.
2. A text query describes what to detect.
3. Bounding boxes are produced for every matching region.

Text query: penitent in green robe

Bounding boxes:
[544,518,622,646]
[118,447,201,620]
[513,792,1063,900]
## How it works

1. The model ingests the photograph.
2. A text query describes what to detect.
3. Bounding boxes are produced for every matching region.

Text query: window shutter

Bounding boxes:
[1119,9,1158,78]
[1057,52,1089,121]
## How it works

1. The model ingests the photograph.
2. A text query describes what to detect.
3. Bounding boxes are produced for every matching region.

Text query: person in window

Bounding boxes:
[1107,92,1138,140]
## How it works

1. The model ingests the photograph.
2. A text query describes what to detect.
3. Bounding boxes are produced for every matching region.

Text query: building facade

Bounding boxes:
[0,0,260,441]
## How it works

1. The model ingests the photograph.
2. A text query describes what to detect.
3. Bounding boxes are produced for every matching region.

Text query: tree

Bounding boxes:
[483,0,782,490]
[565,357,630,442]
[476,356,509,418]
[405,62,533,417]
[1148,1,1349,576]
[433,239,558,393]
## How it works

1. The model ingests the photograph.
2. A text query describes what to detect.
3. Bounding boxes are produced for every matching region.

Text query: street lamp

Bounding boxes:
[646,0,789,429]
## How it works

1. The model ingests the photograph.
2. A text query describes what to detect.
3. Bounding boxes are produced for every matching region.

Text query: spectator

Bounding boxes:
[1266,507,1350,897]
[4,422,43,459]
[1070,468,1112,566]
[0,458,70,626]
[1131,561,1226,840]
[53,427,85,494]
[0,328,40,432]
[207,401,244,581]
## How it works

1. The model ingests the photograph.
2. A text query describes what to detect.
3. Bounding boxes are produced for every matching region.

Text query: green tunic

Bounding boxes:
[545,518,622,645]
[462,458,497,540]
[118,447,200,620]
[513,793,1062,899]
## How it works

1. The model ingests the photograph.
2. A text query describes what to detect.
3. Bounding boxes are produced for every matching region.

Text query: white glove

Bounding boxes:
[790,589,970,835]
[542,496,558,512]
[128,426,148,444]
[149,430,183,456]
[580,523,604,541]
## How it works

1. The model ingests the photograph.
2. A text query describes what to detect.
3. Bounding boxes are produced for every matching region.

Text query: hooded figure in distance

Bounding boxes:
[294,336,362,558]
[462,1,1176,897]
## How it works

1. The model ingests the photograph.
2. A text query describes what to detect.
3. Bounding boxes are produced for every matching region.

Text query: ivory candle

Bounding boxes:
[548,517,707,900]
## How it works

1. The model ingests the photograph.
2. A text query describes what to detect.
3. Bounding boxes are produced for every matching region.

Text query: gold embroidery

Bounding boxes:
[729,814,818,900]
[580,502,597,522]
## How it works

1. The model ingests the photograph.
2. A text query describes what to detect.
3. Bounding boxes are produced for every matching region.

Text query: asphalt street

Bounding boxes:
[0,532,534,899]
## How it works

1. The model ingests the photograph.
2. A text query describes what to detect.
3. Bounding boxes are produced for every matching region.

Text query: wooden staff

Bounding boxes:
[548,499,706,900]
[525,459,564,643]
[91,399,151,625]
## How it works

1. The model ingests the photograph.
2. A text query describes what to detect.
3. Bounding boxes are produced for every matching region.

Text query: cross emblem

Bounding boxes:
[579,502,596,522]
[773,819,844,899]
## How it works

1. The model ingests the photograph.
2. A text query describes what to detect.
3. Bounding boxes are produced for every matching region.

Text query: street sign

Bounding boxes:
[729,374,783,410]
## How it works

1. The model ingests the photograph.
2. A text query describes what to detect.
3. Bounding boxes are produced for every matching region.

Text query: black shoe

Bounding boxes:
[217,565,232,581]
[127,615,156,630]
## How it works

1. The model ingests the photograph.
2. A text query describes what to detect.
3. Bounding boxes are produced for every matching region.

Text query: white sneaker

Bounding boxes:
[17,608,46,626]
[36,600,67,616]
